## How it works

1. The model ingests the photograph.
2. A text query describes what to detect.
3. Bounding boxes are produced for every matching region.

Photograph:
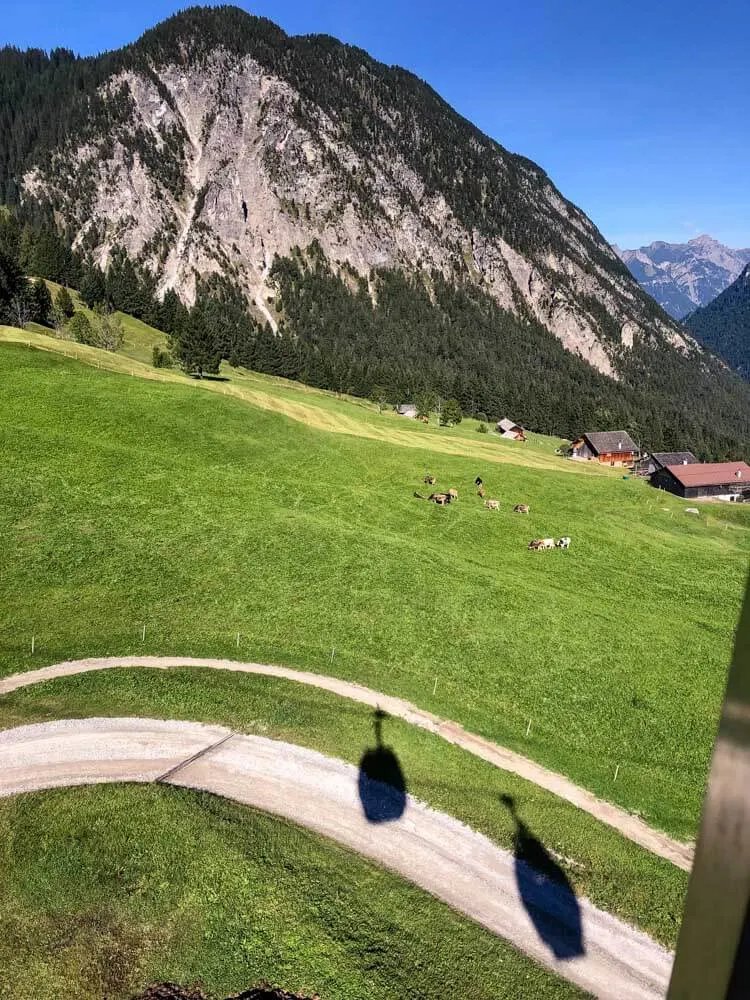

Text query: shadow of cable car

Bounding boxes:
[358,708,407,823]
[501,793,585,960]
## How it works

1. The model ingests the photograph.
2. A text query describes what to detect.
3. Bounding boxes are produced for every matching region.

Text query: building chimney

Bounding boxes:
[683,459,688,465]
[736,470,743,479]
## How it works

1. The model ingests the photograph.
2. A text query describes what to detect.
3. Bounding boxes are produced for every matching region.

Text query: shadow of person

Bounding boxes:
[358,709,407,823]
[501,794,585,960]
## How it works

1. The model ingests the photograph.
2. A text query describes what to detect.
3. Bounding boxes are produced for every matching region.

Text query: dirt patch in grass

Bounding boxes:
[133,985,317,1000]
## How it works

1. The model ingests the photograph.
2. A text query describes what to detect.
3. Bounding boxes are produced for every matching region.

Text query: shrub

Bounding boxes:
[95,311,123,351]
[478,422,488,433]
[66,311,95,345]
[440,398,463,426]
[152,345,172,368]
[476,412,488,423]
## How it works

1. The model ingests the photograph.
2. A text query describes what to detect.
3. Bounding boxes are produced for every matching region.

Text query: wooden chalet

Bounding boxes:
[496,418,526,441]
[651,461,750,501]
[396,403,417,419]
[634,451,697,477]
[569,431,639,467]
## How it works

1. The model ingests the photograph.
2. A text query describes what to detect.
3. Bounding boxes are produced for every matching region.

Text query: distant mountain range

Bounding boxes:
[685,264,750,377]
[616,236,750,319]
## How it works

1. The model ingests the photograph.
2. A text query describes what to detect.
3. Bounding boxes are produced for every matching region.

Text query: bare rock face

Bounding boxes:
[23,33,699,379]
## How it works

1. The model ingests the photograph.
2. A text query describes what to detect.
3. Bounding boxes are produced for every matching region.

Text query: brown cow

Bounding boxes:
[424,474,437,485]
[477,486,486,498]
[513,504,530,514]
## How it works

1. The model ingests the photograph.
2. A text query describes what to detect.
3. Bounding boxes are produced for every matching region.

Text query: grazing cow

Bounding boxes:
[528,538,542,550]
[539,538,555,550]
[477,486,486,498]
[556,537,571,549]
[474,477,483,487]
[513,504,530,514]
[448,488,458,500]
[429,492,452,505]
[485,499,500,511]
[424,474,436,485]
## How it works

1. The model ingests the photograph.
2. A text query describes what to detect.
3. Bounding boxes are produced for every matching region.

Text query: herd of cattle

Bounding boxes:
[414,473,571,551]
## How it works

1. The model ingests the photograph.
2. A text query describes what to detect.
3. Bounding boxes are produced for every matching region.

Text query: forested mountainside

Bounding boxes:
[685,265,750,379]
[1,5,750,459]
[617,236,750,320]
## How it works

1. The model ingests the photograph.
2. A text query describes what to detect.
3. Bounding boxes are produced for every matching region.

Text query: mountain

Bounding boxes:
[2,5,750,459]
[685,264,750,377]
[616,236,750,319]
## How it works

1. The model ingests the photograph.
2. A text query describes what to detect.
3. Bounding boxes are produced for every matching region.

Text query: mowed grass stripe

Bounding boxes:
[1,344,747,842]
[0,326,614,472]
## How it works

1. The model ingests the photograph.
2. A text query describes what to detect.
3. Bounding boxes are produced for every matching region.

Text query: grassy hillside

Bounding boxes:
[1,339,747,842]
[0,784,585,1000]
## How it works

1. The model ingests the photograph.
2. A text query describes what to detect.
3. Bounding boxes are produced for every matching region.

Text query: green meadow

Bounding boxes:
[2,339,747,842]
[0,784,586,1000]
[2,330,745,997]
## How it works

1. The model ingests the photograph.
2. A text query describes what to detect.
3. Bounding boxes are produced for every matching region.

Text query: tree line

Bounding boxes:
[3,212,750,460]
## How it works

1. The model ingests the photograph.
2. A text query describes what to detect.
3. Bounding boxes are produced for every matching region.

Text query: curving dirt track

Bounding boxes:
[0,656,693,871]
[0,718,673,1000]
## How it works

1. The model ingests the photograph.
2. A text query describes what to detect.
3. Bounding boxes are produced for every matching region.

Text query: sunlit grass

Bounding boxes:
[0,783,586,1000]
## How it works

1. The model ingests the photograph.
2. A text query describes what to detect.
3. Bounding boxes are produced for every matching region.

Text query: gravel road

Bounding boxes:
[0,656,693,871]
[0,717,673,1000]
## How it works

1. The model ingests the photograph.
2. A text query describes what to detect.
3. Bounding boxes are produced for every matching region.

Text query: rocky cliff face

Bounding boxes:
[617,236,750,319]
[17,7,695,380]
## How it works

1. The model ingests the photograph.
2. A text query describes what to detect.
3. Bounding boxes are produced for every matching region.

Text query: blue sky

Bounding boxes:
[4,0,749,249]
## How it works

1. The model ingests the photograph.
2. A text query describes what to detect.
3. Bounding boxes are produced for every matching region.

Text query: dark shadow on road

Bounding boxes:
[358,709,407,823]
[501,793,585,960]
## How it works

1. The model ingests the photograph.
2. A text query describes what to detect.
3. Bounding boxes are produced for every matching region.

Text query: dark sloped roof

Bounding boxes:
[584,431,638,454]
[651,451,697,467]
[666,461,750,488]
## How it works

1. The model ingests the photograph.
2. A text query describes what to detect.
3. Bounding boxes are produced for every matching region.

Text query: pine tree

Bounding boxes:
[31,278,53,325]
[67,311,95,345]
[79,266,107,308]
[370,385,388,413]
[0,251,24,324]
[440,398,462,426]
[54,285,75,318]
[172,307,221,376]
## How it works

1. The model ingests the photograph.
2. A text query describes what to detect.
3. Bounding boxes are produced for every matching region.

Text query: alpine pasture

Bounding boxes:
[1,337,746,843]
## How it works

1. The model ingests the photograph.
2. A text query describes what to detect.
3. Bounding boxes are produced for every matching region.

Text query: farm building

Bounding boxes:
[396,404,417,418]
[496,418,526,441]
[569,431,639,467]
[634,451,698,477]
[650,461,750,501]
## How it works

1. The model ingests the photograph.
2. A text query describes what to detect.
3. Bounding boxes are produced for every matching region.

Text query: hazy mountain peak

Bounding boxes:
[619,236,750,318]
